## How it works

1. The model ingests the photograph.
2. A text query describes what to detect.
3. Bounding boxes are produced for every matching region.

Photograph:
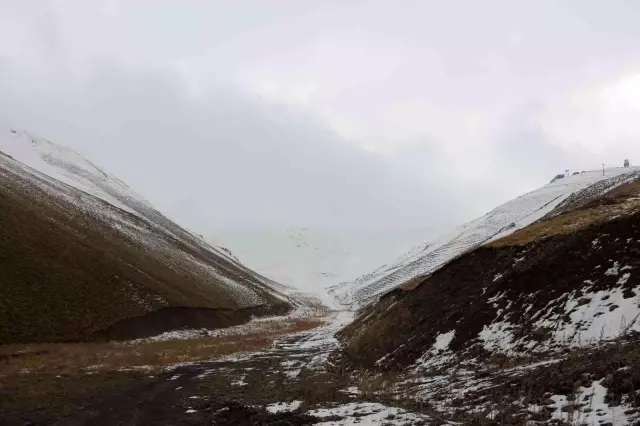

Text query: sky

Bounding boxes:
[1,1,640,236]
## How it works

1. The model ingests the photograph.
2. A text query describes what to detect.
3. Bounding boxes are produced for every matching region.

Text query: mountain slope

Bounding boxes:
[330,167,640,307]
[338,174,640,423]
[0,130,294,344]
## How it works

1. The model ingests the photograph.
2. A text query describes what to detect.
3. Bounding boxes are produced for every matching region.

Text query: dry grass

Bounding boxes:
[491,179,640,248]
[0,318,323,376]
[397,275,429,291]
[490,197,640,247]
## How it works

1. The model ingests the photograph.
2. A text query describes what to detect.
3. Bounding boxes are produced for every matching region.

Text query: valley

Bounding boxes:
[2,130,640,425]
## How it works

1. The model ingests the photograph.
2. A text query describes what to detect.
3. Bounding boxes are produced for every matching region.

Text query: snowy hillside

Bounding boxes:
[341,175,640,423]
[0,129,299,342]
[0,128,245,267]
[332,167,640,307]
[208,227,433,307]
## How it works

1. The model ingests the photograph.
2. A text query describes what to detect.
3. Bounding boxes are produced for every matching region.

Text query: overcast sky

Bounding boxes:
[2,1,640,234]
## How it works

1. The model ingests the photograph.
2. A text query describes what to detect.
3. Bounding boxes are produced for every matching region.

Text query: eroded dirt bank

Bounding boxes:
[93,304,291,341]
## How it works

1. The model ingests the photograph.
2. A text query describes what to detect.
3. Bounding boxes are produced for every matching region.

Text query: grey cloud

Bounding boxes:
[2,1,640,237]
[0,63,466,231]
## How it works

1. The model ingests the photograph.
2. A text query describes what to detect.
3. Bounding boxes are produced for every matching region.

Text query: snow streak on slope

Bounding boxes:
[332,167,640,307]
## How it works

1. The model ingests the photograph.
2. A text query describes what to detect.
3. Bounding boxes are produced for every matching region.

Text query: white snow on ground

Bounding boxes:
[534,281,640,346]
[478,322,517,353]
[182,310,353,375]
[529,380,638,425]
[275,310,353,352]
[308,402,436,425]
[412,331,459,370]
[471,275,640,353]
[406,353,640,424]
[332,166,640,307]
[252,310,356,372]
[266,400,302,413]
[195,311,446,425]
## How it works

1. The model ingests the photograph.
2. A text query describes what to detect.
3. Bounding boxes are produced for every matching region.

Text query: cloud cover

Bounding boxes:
[1,1,640,235]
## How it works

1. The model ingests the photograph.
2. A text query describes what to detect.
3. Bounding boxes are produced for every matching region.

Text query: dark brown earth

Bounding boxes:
[0,366,321,426]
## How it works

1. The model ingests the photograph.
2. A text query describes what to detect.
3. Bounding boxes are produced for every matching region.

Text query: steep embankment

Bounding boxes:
[337,176,640,424]
[342,177,640,368]
[330,167,640,308]
[0,131,294,344]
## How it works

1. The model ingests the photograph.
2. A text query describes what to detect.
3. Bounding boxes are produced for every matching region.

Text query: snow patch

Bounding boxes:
[266,400,302,413]
[308,402,434,425]
[433,330,455,351]
[530,380,638,425]
[535,285,640,345]
[618,272,632,285]
[478,322,516,353]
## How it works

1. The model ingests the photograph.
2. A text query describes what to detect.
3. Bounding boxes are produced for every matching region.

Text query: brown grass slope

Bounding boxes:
[340,179,640,369]
[0,154,289,344]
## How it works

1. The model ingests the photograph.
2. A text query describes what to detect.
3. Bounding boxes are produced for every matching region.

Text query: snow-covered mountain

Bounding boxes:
[332,166,640,307]
[208,227,434,307]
